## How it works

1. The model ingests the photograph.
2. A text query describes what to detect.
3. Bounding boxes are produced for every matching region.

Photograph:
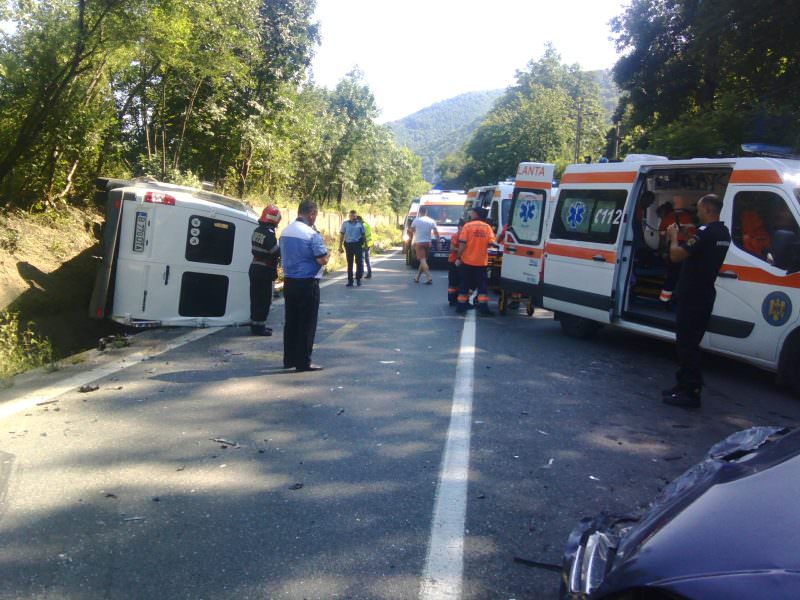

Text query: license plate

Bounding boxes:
[432,251,449,258]
[133,211,147,252]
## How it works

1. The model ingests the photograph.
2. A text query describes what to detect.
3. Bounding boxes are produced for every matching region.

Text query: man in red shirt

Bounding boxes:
[455,207,495,315]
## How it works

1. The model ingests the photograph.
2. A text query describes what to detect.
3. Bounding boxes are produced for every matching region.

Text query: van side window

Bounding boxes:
[550,189,628,244]
[510,190,546,244]
[185,215,236,265]
[489,201,499,230]
[732,191,800,268]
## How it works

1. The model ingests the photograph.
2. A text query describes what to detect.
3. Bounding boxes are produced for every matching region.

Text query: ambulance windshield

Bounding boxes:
[427,205,463,225]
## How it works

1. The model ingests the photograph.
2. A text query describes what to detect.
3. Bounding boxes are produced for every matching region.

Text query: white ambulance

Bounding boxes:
[502,155,800,390]
[463,182,516,289]
[406,190,466,267]
[89,178,260,327]
[463,181,515,235]
[498,162,556,308]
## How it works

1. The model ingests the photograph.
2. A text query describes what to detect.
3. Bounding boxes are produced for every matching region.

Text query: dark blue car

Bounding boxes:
[561,426,800,600]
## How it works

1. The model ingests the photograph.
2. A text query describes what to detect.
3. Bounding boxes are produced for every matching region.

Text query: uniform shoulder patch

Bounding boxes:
[698,225,707,231]
[686,236,698,247]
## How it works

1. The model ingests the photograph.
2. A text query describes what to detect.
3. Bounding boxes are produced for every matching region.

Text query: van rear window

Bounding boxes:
[550,189,629,244]
[185,215,236,265]
[510,190,546,244]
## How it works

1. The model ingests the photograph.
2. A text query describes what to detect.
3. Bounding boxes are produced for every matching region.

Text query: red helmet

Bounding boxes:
[259,204,281,224]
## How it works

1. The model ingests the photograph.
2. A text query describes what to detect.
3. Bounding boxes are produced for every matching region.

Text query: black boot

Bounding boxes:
[251,324,272,336]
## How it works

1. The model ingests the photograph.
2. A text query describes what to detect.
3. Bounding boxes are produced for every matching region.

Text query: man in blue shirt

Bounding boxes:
[279,200,330,372]
[338,209,366,286]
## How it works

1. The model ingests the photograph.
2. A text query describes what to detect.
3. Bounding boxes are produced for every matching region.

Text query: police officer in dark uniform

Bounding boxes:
[249,204,281,336]
[662,194,730,408]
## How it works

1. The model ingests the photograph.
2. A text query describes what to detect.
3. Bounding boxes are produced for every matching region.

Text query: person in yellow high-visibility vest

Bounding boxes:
[357,215,373,278]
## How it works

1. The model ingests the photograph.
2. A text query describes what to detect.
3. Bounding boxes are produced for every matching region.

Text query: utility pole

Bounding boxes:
[574,101,583,164]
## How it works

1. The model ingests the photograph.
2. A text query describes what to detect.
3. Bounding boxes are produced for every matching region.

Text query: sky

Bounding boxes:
[311,0,629,123]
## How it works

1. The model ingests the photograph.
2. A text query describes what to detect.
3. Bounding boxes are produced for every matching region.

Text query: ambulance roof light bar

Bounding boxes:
[623,154,669,163]
[741,143,800,159]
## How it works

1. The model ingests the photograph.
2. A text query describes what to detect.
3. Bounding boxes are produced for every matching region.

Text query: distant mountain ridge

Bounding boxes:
[386,90,504,183]
[386,71,618,184]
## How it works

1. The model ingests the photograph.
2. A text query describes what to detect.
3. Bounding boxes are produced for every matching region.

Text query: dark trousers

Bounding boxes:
[364,247,372,275]
[447,261,459,305]
[248,263,274,323]
[457,264,490,312]
[345,242,364,283]
[283,278,320,369]
[675,300,713,394]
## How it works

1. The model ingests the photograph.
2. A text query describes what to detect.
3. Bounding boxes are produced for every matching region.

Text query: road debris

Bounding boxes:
[336,408,345,416]
[97,334,131,351]
[541,458,554,469]
[78,384,99,393]
[289,483,304,490]
[35,399,58,406]
[122,516,146,522]
[210,438,240,448]
[513,556,562,572]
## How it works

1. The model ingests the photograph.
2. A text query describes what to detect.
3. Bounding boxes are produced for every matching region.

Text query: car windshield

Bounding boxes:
[426,205,463,225]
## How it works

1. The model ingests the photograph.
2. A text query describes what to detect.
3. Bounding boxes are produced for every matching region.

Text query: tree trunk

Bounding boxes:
[0,0,114,190]
[172,78,204,172]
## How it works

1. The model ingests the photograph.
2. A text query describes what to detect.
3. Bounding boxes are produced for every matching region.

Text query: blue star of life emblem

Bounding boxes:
[568,201,586,229]
[519,201,536,224]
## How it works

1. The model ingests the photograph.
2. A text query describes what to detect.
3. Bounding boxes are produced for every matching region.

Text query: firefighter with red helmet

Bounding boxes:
[250,204,281,336]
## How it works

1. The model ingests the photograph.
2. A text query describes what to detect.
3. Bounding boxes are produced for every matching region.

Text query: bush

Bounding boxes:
[0,311,55,384]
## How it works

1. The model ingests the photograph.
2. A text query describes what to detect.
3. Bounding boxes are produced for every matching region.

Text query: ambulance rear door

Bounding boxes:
[541,166,637,323]
[500,163,554,301]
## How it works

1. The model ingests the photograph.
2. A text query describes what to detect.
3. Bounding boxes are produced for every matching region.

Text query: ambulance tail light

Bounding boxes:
[143,191,176,206]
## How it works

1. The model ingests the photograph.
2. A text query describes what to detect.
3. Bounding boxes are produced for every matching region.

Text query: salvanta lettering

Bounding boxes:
[517,164,546,178]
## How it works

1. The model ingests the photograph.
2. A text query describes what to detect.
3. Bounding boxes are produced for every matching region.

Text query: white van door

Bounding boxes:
[500,163,554,300]
[542,186,631,323]
[708,187,800,366]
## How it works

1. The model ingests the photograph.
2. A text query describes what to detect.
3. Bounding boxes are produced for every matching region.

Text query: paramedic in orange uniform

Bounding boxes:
[455,207,495,315]
[447,220,463,306]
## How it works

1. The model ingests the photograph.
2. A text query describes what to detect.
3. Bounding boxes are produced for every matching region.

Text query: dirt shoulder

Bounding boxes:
[0,204,123,361]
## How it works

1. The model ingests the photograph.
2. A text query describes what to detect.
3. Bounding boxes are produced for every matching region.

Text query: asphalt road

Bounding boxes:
[1,251,799,599]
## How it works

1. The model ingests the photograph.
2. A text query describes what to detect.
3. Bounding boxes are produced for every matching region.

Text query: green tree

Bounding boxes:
[611,0,800,156]
[441,45,607,188]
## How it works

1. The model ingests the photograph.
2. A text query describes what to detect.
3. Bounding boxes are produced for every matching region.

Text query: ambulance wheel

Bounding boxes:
[498,290,507,315]
[526,301,535,317]
[558,313,600,339]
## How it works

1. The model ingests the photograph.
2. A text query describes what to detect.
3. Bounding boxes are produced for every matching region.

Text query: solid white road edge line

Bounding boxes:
[420,309,476,599]
[0,328,217,420]
[0,250,400,420]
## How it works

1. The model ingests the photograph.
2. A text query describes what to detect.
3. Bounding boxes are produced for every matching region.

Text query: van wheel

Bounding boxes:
[558,313,600,339]
[498,290,507,315]
[526,301,535,317]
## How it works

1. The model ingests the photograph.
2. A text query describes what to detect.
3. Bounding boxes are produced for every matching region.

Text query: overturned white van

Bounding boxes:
[89,178,259,328]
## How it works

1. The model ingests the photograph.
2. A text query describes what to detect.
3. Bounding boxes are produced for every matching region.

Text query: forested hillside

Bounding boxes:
[386,90,503,183]
[0,0,428,215]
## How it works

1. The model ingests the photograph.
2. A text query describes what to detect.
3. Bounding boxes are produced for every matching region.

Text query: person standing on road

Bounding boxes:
[662,194,730,408]
[249,204,282,336]
[447,220,464,306]
[455,207,495,315]
[410,207,439,284]
[279,200,330,372]
[339,210,366,287]
[358,215,373,278]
